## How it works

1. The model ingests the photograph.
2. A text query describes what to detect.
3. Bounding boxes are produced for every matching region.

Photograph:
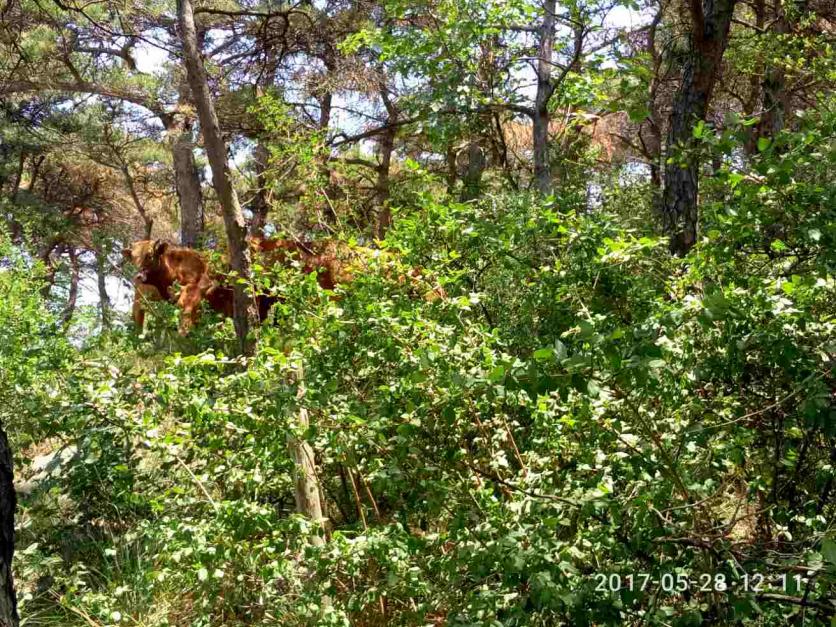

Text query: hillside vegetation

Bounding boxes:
[0,0,835,624]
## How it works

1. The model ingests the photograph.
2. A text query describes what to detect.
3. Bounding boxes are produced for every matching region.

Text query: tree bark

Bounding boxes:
[95,249,111,330]
[460,140,486,202]
[0,426,19,627]
[249,140,271,239]
[662,0,738,255]
[754,0,791,143]
[165,102,205,248]
[533,0,556,195]
[742,0,766,155]
[177,0,253,352]
[38,241,61,299]
[445,143,457,195]
[643,5,665,211]
[289,367,325,547]
[249,46,278,238]
[27,155,44,195]
[61,248,80,327]
[6,153,26,243]
[316,75,337,224]
[374,89,397,239]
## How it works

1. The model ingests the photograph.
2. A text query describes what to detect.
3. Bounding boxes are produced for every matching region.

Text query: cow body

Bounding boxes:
[123,240,214,335]
[124,237,444,335]
[252,237,445,301]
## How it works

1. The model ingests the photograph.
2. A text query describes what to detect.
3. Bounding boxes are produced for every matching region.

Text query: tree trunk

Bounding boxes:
[9,153,24,201]
[167,107,205,248]
[445,143,458,195]
[249,55,278,239]
[0,426,18,627]
[61,248,80,327]
[6,153,25,243]
[27,155,44,194]
[662,0,738,255]
[289,367,325,547]
[374,89,397,239]
[96,249,111,330]
[754,0,791,142]
[177,0,253,353]
[249,141,270,239]
[460,140,486,202]
[533,0,556,195]
[316,83,337,224]
[38,241,61,299]
[742,0,766,155]
[643,6,665,211]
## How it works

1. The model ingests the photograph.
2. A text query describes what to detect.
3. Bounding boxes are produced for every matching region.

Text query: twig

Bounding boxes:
[756,593,835,615]
[346,466,368,530]
[358,469,381,520]
[463,462,580,506]
[174,454,219,514]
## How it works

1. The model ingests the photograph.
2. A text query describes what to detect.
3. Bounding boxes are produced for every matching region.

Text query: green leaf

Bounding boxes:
[822,537,836,565]
[488,365,506,382]
[757,137,771,152]
[533,347,555,362]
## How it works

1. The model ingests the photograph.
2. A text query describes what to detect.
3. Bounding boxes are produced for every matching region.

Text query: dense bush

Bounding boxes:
[4,107,835,623]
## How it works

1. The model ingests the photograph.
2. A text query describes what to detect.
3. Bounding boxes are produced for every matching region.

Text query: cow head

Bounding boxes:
[122,239,169,282]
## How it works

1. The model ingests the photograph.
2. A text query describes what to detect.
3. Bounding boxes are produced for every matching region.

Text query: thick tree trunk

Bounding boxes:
[61,248,80,327]
[662,0,738,255]
[177,0,253,352]
[95,249,111,330]
[289,367,325,547]
[167,109,205,248]
[9,153,24,202]
[533,0,556,195]
[0,426,18,627]
[27,155,44,194]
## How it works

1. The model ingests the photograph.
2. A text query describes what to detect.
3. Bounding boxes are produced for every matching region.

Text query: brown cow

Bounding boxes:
[249,238,348,290]
[124,239,278,334]
[122,239,216,334]
[203,284,278,323]
[250,236,446,301]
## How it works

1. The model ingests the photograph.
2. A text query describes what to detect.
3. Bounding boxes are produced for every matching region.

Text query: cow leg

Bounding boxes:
[133,281,163,331]
[132,291,145,329]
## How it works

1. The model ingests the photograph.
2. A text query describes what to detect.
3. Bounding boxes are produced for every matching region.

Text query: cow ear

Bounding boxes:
[153,240,169,257]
